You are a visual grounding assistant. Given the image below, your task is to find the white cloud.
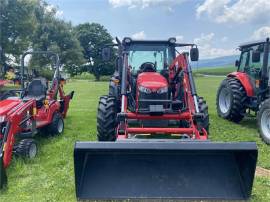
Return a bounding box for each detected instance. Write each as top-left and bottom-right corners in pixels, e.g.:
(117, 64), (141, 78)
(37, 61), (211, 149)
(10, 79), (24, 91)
(44, 4), (55, 13)
(251, 26), (270, 40)
(108, 0), (186, 10)
(194, 33), (237, 59)
(194, 33), (215, 47)
(196, 0), (229, 20)
(221, 36), (228, 42)
(197, 0), (270, 24)
(44, 4), (64, 18)
(131, 31), (146, 40)
(175, 35), (184, 42)
(56, 10), (64, 18)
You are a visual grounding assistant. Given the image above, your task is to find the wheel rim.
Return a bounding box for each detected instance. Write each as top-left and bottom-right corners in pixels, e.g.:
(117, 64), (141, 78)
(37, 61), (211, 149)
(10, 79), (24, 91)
(57, 119), (64, 133)
(29, 143), (37, 159)
(260, 109), (270, 139)
(219, 88), (232, 114)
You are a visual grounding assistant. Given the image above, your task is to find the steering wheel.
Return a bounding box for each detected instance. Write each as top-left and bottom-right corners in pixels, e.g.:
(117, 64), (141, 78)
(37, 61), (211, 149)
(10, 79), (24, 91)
(140, 62), (156, 72)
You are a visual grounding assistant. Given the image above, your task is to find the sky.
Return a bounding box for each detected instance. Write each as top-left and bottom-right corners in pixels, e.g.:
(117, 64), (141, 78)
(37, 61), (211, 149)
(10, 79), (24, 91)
(47, 0), (270, 59)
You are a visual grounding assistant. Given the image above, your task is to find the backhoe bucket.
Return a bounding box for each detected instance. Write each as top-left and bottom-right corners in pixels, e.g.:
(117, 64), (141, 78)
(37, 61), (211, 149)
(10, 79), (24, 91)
(74, 141), (257, 201)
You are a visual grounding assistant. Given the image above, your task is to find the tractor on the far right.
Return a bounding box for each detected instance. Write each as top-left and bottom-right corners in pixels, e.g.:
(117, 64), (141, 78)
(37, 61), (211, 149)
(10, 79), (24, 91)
(217, 38), (270, 144)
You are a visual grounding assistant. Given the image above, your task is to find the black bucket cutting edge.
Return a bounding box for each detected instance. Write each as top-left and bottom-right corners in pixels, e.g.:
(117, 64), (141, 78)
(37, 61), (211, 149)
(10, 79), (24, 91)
(74, 141), (257, 201)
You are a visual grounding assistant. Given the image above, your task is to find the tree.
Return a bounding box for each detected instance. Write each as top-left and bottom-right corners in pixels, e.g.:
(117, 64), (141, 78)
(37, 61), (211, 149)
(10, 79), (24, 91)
(30, 3), (85, 76)
(0, 0), (37, 65)
(0, 0), (85, 76)
(74, 23), (114, 80)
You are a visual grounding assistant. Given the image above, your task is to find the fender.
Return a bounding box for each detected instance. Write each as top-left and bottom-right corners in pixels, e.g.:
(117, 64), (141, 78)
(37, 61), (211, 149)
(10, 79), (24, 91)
(109, 79), (119, 98)
(228, 72), (255, 97)
(35, 101), (61, 127)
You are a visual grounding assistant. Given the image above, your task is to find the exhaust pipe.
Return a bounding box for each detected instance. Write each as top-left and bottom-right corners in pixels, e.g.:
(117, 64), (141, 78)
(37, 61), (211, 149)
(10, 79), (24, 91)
(74, 141), (257, 200)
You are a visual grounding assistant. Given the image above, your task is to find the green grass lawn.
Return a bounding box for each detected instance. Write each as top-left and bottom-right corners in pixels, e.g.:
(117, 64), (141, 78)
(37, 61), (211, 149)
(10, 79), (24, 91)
(0, 78), (270, 202)
(195, 66), (236, 75)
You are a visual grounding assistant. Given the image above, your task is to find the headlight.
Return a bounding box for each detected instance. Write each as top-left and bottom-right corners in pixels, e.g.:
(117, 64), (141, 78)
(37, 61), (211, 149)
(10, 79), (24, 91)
(157, 87), (168, 94)
(138, 86), (151, 94)
(0, 116), (5, 123)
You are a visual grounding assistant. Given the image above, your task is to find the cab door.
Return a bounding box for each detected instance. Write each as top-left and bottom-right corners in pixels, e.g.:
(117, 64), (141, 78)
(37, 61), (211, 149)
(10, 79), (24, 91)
(238, 46), (263, 95)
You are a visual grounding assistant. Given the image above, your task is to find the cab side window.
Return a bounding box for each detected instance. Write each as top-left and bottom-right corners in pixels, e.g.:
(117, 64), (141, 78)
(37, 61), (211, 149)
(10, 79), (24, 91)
(249, 50), (263, 69)
(238, 51), (249, 72)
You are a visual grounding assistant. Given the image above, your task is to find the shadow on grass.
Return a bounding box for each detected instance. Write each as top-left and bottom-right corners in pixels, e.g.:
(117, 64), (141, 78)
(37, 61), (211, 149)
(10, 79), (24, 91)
(240, 117), (258, 130)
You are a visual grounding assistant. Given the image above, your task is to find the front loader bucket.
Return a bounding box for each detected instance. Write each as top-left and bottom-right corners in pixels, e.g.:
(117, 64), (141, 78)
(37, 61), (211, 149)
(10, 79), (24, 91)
(74, 141), (257, 201)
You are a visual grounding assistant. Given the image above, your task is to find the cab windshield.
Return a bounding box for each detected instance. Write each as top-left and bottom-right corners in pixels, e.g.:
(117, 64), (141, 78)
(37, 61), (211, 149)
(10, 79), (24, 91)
(239, 43), (270, 79)
(127, 44), (174, 74)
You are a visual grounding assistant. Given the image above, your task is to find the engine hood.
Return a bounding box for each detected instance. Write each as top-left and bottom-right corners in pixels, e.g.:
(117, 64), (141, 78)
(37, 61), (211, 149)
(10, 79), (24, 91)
(137, 72), (168, 91)
(0, 98), (22, 116)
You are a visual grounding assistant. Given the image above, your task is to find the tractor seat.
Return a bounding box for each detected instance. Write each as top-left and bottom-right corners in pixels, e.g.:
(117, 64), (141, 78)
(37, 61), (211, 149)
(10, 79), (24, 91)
(23, 79), (47, 106)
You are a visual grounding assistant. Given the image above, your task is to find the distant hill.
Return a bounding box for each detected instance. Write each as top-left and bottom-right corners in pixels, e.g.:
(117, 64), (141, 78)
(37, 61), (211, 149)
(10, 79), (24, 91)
(191, 55), (238, 69)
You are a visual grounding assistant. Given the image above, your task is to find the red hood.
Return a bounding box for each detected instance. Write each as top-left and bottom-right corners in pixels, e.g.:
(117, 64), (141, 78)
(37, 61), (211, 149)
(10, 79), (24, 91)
(137, 72), (168, 91)
(0, 98), (22, 116)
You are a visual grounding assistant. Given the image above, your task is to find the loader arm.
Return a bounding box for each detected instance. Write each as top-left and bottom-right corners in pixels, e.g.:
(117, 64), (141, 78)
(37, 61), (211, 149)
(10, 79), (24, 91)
(0, 99), (36, 188)
(168, 54), (204, 139)
(3, 99), (36, 168)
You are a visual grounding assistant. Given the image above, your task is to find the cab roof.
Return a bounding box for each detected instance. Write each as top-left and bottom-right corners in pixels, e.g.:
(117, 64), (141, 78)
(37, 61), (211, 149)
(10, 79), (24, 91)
(122, 37), (195, 47)
(239, 38), (269, 49)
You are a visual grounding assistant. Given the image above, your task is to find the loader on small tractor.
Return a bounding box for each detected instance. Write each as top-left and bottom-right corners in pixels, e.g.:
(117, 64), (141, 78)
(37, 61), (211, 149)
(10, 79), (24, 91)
(74, 37), (258, 200)
(217, 38), (270, 144)
(0, 51), (74, 188)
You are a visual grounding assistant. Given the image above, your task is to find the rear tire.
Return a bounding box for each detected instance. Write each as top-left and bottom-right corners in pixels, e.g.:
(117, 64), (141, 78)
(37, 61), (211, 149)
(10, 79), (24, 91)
(216, 78), (247, 123)
(42, 112), (64, 136)
(97, 96), (117, 141)
(257, 99), (270, 144)
(197, 97), (209, 134)
(15, 139), (37, 159)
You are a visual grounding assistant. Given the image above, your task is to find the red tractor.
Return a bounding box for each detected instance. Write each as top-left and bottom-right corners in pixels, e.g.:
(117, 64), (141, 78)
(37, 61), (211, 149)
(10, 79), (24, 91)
(74, 38), (257, 200)
(217, 38), (270, 144)
(0, 51), (74, 188)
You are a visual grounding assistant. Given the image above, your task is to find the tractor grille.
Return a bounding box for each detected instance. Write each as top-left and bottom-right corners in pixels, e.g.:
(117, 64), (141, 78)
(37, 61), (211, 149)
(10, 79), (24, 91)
(138, 91), (168, 110)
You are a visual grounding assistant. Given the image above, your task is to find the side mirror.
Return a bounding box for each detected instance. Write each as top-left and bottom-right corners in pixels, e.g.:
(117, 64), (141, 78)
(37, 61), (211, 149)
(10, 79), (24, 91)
(190, 47), (199, 61)
(235, 60), (239, 67)
(101, 47), (112, 62)
(252, 50), (260, 63)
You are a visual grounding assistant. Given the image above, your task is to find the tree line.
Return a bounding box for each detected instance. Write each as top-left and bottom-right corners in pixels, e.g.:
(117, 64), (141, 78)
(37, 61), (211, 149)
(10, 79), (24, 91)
(0, 0), (114, 80)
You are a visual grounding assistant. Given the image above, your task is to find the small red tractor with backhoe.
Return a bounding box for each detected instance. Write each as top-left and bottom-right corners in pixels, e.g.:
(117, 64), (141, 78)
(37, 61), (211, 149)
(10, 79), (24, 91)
(217, 38), (270, 144)
(0, 51), (74, 188)
(74, 37), (258, 200)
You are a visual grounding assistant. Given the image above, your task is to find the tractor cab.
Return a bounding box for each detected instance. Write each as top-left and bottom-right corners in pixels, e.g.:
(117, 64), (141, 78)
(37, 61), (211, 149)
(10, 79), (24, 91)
(104, 37), (199, 115)
(125, 40), (175, 112)
(235, 39), (270, 93)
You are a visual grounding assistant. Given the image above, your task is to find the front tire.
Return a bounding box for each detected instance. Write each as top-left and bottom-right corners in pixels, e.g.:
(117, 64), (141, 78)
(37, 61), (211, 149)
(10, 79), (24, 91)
(15, 139), (37, 159)
(216, 78), (247, 123)
(197, 97), (209, 134)
(258, 99), (270, 144)
(97, 96), (117, 141)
